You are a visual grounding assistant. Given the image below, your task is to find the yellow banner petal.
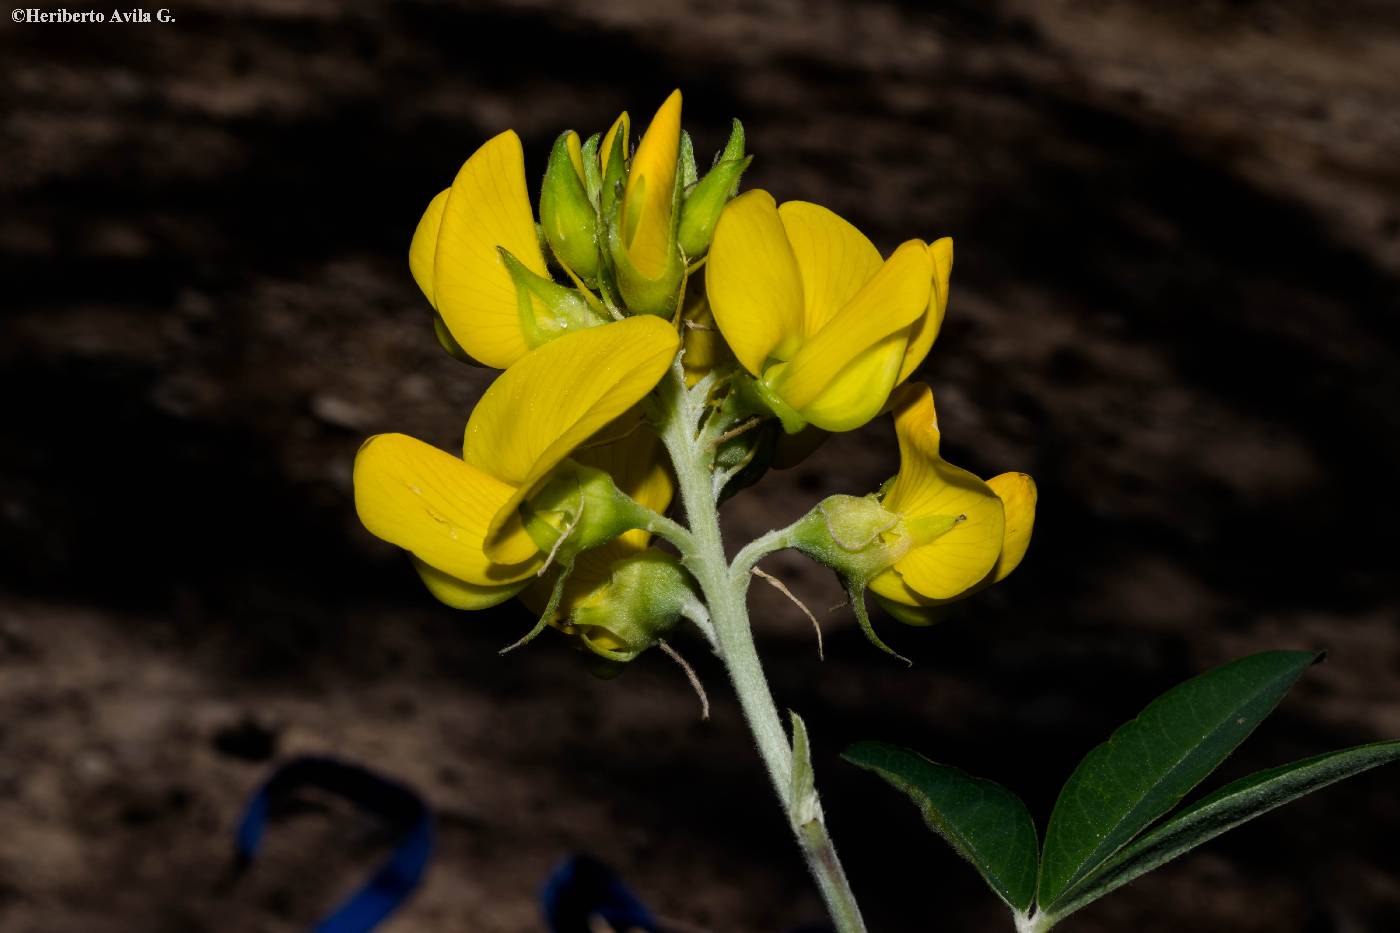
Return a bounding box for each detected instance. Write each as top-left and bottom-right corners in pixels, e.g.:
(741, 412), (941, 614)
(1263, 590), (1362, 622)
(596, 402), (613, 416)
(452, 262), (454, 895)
(771, 239), (932, 411)
(986, 471), (1037, 583)
(622, 90), (682, 279)
(706, 189), (805, 375)
(882, 384), (1005, 599)
(896, 236), (954, 385)
(434, 130), (550, 369)
(408, 188), (450, 309)
(354, 433), (543, 586)
(463, 317), (680, 548)
(777, 201), (883, 338)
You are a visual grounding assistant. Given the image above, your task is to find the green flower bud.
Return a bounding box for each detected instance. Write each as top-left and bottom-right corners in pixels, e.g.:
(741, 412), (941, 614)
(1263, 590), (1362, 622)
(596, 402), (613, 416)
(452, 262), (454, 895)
(679, 130), (699, 190)
(539, 131), (601, 282)
(566, 549), (695, 663)
(605, 176), (685, 316)
(678, 120), (750, 259)
(579, 132), (604, 207)
(599, 125), (629, 220)
(499, 247), (606, 347)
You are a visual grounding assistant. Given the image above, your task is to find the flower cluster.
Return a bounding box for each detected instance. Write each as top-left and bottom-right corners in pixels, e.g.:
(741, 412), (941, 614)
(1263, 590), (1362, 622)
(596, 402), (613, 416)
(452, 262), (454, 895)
(354, 90), (1037, 663)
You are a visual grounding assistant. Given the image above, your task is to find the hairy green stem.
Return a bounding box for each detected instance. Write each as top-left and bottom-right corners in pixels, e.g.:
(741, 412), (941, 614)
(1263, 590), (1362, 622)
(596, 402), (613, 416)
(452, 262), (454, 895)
(654, 364), (868, 933)
(1015, 911), (1056, 933)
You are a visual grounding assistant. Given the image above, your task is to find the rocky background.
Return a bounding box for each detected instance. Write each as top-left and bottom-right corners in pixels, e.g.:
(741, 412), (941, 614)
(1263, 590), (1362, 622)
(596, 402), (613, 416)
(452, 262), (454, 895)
(3, 0), (1399, 930)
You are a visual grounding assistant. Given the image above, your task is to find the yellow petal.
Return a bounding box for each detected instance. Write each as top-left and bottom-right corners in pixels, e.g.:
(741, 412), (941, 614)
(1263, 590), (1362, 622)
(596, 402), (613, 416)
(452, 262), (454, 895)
(770, 240), (932, 412)
(354, 433), (543, 586)
(986, 472), (1036, 583)
(867, 572), (944, 625)
(600, 111), (630, 177)
(463, 317), (681, 550)
(434, 130), (550, 369)
(868, 568), (924, 606)
(622, 90), (682, 279)
(575, 420), (673, 512)
(565, 130), (585, 181)
(777, 201), (883, 338)
(706, 189), (805, 374)
(408, 188), (450, 309)
(413, 558), (526, 610)
(796, 328), (907, 432)
(882, 384), (1005, 600)
(896, 236), (953, 385)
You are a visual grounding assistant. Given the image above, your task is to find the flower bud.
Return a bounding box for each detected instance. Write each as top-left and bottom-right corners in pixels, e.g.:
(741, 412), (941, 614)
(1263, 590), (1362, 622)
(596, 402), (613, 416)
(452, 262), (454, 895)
(499, 247), (606, 347)
(607, 203), (686, 316)
(598, 116), (629, 220)
(539, 131), (601, 282)
(607, 91), (686, 316)
(566, 549), (695, 663)
(678, 120), (750, 259)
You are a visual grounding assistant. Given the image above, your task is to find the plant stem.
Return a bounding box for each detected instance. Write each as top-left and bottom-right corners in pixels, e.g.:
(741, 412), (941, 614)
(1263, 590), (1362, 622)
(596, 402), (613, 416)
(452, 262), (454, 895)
(655, 365), (868, 933)
(1014, 911), (1055, 933)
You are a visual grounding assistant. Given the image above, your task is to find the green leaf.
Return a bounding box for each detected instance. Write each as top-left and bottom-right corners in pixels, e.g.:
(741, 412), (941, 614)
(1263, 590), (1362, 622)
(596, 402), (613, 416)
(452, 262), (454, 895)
(843, 741), (1038, 911)
(1037, 650), (1321, 910)
(1046, 739), (1400, 921)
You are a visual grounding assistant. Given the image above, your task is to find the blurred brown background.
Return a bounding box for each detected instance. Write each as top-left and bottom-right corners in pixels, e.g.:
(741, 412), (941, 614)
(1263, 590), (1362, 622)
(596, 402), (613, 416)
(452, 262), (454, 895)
(3, 0), (1400, 930)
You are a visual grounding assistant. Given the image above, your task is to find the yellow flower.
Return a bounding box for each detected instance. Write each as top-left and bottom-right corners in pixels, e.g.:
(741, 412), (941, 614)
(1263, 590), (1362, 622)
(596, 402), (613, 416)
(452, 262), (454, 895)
(409, 130), (609, 370)
(706, 190), (954, 433)
(866, 383), (1036, 621)
(620, 90), (681, 279)
(608, 90), (687, 315)
(353, 317), (680, 608)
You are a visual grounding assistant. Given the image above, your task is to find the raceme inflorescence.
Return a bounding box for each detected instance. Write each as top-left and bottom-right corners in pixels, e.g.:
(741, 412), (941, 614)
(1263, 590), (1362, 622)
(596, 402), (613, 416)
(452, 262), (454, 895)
(350, 91), (1398, 932)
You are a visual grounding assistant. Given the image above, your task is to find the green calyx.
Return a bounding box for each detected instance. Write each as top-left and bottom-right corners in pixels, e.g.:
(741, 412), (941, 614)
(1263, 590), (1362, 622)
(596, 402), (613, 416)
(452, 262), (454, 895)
(792, 494), (905, 579)
(791, 494), (915, 662)
(567, 549), (695, 663)
(599, 126), (628, 220)
(603, 145), (686, 317)
(500, 247), (606, 347)
(539, 131), (602, 282)
(732, 372), (808, 434)
(679, 120), (750, 259)
(519, 462), (654, 561)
